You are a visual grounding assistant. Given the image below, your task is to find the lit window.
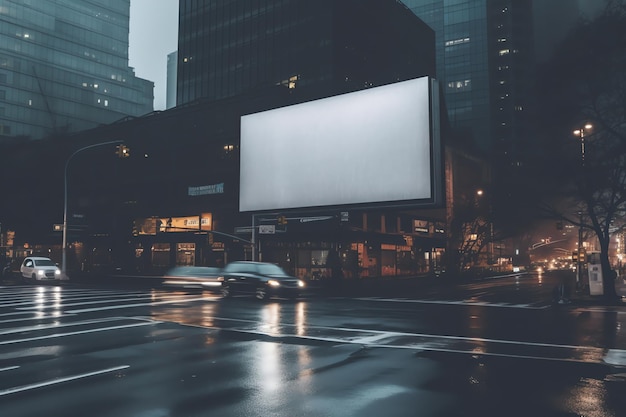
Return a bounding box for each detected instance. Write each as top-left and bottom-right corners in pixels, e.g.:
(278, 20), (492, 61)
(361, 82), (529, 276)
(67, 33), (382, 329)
(499, 49), (510, 56)
(445, 37), (470, 47)
(497, 38), (507, 43)
(104, 99), (108, 106)
(447, 79), (471, 92)
(277, 75), (299, 89)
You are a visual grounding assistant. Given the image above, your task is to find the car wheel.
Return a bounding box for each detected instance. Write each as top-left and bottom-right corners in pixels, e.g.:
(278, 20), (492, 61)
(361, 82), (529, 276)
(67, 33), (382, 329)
(221, 284), (232, 298)
(255, 286), (269, 300)
(31, 273), (37, 282)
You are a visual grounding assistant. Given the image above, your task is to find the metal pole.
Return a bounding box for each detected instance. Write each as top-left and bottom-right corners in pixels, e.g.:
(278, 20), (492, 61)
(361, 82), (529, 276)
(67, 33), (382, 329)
(577, 210), (583, 290)
(251, 214), (256, 261)
(62, 140), (122, 279)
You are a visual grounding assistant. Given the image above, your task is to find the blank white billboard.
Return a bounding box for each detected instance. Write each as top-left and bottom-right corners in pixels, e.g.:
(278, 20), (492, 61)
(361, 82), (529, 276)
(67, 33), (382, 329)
(239, 76), (441, 212)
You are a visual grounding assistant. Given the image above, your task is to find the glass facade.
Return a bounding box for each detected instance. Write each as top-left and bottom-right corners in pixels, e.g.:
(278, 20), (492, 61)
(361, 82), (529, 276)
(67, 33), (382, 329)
(177, 0), (436, 106)
(402, 0), (494, 153)
(402, 0), (581, 163)
(0, 0), (153, 140)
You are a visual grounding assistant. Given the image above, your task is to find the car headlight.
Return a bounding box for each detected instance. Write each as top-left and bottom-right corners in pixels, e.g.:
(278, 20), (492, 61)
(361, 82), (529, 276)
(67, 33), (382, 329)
(37, 270), (45, 277)
(298, 280), (305, 288)
(267, 279), (281, 287)
(55, 269), (61, 276)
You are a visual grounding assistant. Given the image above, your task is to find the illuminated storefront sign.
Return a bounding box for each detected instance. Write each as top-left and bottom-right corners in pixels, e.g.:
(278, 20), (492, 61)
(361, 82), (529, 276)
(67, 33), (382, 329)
(133, 213), (212, 235)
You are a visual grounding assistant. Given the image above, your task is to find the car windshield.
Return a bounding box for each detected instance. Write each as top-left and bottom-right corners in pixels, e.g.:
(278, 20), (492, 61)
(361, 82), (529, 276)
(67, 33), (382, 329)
(257, 263), (287, 276)
(34, 259), (56, 266)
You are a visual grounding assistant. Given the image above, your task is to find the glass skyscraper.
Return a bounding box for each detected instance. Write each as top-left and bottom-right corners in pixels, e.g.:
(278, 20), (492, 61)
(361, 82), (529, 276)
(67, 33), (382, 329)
(401, 0), (580, 163)
(0, 0), (153, 141)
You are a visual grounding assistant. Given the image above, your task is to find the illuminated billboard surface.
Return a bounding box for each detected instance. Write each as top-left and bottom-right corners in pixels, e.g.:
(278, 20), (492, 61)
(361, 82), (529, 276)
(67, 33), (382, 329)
(240, 76), (439, 212)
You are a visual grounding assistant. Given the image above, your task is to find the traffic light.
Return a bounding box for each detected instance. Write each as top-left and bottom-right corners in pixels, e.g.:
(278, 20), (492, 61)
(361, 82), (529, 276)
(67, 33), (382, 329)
(116, 144), (130, 158)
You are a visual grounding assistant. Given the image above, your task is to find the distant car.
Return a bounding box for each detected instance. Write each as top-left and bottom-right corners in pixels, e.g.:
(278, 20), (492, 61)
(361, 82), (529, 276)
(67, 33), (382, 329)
(162, 266), (223, 290)
(20, 256), (62, 282)
(220, 261), (305, 300)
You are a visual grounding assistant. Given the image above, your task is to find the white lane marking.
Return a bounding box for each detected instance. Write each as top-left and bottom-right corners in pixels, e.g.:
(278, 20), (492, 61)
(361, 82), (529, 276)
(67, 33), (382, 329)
(0, 365), (129, 396)
(353, 297), (549, 309)
(0, 321), (158, 345)
(177, 316), (626, 366)
(14, 293), (192, 310)
(0, 313), (77, 324)
(222, 326), (626, 366)
(0, 317), (144, 336)
(65, 296), (219, 313)
(0, 366), (19, 372)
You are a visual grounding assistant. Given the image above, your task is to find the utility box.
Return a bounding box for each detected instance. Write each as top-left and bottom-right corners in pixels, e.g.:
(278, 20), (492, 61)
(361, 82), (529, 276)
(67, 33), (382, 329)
(587, 252), (603, 296)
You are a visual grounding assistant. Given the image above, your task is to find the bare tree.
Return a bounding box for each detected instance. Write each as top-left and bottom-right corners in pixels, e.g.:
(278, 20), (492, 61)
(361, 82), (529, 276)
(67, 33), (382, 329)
(534, 0), (626, 299)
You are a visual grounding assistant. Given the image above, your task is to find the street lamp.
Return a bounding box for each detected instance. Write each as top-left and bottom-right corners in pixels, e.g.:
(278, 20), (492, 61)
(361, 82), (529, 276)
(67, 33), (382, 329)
(62, 140), (122, 279)
(573, 123), (592, 166)
(572, 123), (592, 290)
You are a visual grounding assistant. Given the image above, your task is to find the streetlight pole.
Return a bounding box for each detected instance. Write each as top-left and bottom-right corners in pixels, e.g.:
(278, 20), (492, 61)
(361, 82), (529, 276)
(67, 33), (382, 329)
(62, 140), (122, 279)
(572, 123), (592, 290)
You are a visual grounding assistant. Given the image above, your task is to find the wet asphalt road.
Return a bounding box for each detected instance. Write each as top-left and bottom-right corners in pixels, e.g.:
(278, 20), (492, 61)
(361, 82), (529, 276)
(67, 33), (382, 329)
(1, 272), (626, 417)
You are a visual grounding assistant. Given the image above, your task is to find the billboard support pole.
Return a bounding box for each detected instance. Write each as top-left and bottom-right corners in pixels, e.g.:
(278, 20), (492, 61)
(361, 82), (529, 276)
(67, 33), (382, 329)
(251, 214), (256, 261)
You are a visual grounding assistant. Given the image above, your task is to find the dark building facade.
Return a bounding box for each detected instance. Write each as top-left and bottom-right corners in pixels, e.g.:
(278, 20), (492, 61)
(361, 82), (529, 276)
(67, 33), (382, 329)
(0, 90), (449, 280)
(176, 0), (435, 106)
(0, 0), (154, 141)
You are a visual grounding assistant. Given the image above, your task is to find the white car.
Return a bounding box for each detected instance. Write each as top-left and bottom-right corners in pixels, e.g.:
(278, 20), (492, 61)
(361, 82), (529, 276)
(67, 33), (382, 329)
(20, 256), (62, 281)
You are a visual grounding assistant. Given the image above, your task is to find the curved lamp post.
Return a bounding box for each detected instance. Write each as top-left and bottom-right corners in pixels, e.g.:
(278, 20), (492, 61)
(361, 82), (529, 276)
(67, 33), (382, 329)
(62, 140), (122, 279)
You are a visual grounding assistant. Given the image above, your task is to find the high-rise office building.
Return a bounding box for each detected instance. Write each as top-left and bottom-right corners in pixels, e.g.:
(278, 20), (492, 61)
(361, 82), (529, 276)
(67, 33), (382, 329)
(166, 51), (177, 109)
(0, 0), (154, 141)
(176, 0), (436, 107)
(401, 0), (580, 162)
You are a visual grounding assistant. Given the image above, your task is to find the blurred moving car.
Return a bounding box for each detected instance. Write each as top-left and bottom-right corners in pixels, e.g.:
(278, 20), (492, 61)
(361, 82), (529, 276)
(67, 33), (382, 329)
(20, 256), (62, 282)
(163, 266), (223, 290)
(220, 261), (305, 300)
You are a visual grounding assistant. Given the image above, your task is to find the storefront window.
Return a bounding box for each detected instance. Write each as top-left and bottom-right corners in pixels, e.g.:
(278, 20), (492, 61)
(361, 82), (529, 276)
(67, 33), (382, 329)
(152, 243), (170, 268)
(176, 243), (195, 266)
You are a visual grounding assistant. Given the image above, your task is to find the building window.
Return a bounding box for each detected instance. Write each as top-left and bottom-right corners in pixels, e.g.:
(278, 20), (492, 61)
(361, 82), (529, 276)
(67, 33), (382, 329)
(447, 79), (471, 92)
(445, 37), (470, 47)
(499, 49), (510, 56)
(278, 75), (299, 89)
